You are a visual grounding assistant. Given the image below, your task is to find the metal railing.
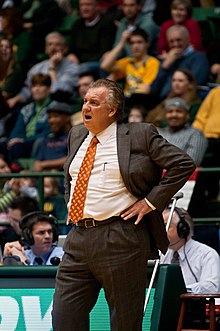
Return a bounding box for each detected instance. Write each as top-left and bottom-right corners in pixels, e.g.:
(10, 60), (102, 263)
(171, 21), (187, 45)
(0, 167), (220, 224)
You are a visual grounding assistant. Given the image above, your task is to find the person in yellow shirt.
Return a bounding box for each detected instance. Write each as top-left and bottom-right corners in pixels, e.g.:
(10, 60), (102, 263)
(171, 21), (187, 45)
(188, 86), (220, 217)
(101, 28), (160, 111)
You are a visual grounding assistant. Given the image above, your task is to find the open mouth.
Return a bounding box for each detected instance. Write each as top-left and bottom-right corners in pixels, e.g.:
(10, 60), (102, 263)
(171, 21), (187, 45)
(85, 115), (92, 120)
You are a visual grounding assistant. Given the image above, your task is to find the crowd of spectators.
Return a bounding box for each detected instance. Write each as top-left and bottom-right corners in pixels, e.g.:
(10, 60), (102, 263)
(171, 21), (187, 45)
(0, 0), (219, 271)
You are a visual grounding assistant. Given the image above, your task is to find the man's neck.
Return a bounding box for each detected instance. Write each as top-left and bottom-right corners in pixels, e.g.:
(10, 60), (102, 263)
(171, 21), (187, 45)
(136, 54), (149, 62)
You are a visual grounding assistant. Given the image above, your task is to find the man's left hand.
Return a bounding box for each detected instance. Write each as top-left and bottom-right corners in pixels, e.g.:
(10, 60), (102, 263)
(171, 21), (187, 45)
(121, 199), (152, 225)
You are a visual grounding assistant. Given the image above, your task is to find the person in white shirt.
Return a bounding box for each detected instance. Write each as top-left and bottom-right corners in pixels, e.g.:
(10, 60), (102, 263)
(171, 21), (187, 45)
(160, 207), (220, 294)
(3, 211), (64, 265)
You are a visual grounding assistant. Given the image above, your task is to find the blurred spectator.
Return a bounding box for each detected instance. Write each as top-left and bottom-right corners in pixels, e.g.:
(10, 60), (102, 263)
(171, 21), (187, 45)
(0, 196), (39, 251)
(141, 0), (156, 16)
(113, 0), (159, 56)
(101, 28), (160, 109)
(68, 0), (116, 75)
(151, 25), (210, 100)
(158, 97), (207, 166)
(160, 207), (220, 294)
(127, 104), (147, 122)
(33, 101), (72, 172)
(78, 72), (99, 99)
(7, 31), (79, 109)
(6, 73), (52, 164)
(71, 71), (99, 125)
(158, 0), (204, 55)
(21, 0), (65, 55)
(0, 154), (20, 213)
(0, 7), (34, 73)
(18, 170), (38, 199)
(146, 68), (201, 127)
(188, 86), (220, 217)
(0, 154), (22, 231)
(43, 177), (67, 221)
(0, 37), (24, 100)
(3, 211), (64, 265)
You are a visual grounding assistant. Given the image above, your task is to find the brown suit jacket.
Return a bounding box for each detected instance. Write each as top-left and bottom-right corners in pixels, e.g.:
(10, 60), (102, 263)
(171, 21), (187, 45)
(63, 122), (196, 254)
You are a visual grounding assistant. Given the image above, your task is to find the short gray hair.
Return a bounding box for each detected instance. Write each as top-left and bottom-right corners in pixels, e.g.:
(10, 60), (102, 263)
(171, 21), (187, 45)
(89, 79), (125, 122)
(166, 24), (190, 40)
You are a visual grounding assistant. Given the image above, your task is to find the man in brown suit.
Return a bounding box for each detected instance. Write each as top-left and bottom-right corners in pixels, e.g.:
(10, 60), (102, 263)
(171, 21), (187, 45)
(52, 79), (195, 331)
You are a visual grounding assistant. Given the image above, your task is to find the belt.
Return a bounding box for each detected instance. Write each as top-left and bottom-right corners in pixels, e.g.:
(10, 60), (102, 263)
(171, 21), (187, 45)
(76, 216), (121, 228)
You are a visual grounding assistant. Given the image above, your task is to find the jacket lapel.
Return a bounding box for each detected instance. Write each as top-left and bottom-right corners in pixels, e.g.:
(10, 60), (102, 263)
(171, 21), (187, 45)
(117, 123), (132, 193)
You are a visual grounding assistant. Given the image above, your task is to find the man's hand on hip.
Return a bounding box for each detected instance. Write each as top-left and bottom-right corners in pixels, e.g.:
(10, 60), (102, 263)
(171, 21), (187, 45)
(121, 199), (152, 225)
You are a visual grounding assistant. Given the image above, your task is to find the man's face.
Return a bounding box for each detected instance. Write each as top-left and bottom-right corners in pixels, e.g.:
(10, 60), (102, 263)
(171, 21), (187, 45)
(45, 36), (66, 58)
(129, 35), (148, 58)
(122, 0), (140, 20)
(8, 209), (22, 235)
(79, 0), (99, 21)
(165, 106), (189, 130)
(167, 30), (189, 52)
(82, 86), (116, 134)
(31, 84), (51, 101)
(78, 75), (94, 99)
(48, 112), (70, 133)
(31, 222), (53, 256)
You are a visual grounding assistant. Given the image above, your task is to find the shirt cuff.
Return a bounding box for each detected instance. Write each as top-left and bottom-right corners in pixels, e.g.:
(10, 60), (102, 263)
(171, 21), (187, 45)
(144, 198), (156, 210)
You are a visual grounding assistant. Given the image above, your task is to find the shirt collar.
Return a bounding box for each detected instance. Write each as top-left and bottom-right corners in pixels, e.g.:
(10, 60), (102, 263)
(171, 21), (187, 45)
(89, 121), (117, 146)
(177, 238), (193, 260)
(181, 45), (194, 57)
(26, 245), (55, 265)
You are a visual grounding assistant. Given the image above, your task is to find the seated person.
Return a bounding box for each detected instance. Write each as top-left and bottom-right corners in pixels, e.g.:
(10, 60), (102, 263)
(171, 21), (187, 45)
(157, 97), (208, 166)
(113, 0), (159, 57)
(101, 28), (160, 110)
(160, 207), (220, 294)
(146, 68), (201, 127)
(0, 37), (24, 101)
(0, 8), (34, 79)
(127, 104), (147, 122)
(0, 196), (39, 251)
(0, 154), (21, 217)
(188, 86), (220, 217)
(3, 211), (64, 265)
(151, 25), (210, 100)
(7, 31), (79, 110)
(33, 101), (72, 172)
(21, 0), (64, 55)
(68, 0), (116, 75)
(6, 73), (52, 163)
(158, 0), (204, 55)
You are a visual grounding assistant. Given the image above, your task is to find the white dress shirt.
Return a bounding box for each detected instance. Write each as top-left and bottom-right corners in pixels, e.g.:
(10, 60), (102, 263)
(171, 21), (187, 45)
(25, 245), (64, 265)
(160, 238), (220, 294)
(68, 122), (137, 220)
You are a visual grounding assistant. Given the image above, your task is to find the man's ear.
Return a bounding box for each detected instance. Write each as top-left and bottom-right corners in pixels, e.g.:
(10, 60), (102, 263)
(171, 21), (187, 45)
(108, 106), (117, 118)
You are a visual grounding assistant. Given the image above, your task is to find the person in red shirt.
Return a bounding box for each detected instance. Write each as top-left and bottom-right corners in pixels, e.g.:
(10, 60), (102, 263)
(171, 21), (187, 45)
(158, 0), (204, 55)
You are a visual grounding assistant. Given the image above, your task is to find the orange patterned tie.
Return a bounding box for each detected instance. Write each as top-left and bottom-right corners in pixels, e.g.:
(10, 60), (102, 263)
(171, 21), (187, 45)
(67, 136), (99, 224)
